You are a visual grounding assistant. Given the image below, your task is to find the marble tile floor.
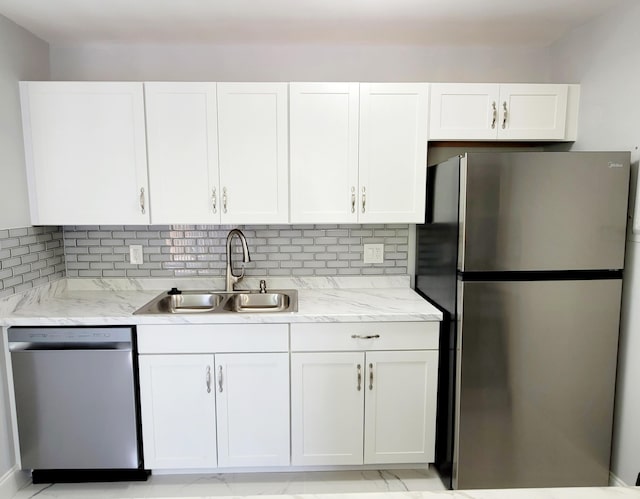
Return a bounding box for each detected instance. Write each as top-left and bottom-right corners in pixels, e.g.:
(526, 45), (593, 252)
(12, 468), (447, 499)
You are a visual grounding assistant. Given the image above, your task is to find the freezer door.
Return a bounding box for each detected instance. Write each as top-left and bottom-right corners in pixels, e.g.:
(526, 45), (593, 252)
(460, 152), (630, 271)
(453, 279), (621, 489)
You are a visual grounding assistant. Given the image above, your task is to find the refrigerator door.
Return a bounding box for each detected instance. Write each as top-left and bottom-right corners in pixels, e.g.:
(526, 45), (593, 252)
(416, 155), (461, 315)
(453, 278), (621, 489)
(460, 152), (630, 272)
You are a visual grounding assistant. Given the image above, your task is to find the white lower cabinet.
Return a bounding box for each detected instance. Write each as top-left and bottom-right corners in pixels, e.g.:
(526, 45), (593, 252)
(291, 352), (365, 465)
(138, 322), (438, 471)
(138, 354), (217, 469)
(290, 322), (439, 466)
(215, 353), (290, 467)
(363, 350), (438, 464)
(137, 324), (290, 470)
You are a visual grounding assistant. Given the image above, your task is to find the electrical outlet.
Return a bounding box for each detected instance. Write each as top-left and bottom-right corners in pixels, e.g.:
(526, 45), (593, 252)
(129, 245), (143, 265)
(363, 243), (384, 264)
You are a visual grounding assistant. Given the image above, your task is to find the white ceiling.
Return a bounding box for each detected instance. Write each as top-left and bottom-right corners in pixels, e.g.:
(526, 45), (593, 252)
(0, 0), (628, 46)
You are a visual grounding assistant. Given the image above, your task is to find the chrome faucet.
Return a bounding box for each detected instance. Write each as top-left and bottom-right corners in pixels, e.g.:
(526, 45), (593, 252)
(225, 229), (251, 292)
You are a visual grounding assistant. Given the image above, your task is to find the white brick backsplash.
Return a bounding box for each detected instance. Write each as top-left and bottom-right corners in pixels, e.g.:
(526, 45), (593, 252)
(63, 224), (410, 278)
(0, 226), (65, 298)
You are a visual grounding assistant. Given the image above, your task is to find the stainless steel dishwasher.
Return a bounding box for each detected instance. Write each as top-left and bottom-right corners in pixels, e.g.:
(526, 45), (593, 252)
(8, 326), (147, 483)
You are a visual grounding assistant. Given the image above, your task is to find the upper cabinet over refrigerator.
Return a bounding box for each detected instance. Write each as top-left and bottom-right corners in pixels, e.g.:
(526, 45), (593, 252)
(429, 83), (573, 141)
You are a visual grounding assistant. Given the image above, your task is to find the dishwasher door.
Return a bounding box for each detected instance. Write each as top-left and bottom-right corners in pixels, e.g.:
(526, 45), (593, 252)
(9, 327), (140, 470)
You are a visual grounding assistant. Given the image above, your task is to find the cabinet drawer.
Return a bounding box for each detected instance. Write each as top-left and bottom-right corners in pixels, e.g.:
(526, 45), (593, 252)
(290, 322), (438, 352)
(137, 324), (289, 353)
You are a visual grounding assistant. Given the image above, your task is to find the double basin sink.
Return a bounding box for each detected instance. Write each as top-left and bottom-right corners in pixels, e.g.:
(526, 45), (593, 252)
(134, 288), (298, 315)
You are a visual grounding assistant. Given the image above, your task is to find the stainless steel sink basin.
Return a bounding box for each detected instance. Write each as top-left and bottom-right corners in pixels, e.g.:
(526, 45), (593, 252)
(144, 291), (226, 314)
(134, 289), (298, 315)
(224, 292), (292, 313)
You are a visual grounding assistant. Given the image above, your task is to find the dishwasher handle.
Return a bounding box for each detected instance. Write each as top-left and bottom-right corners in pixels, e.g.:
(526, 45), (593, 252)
(9, 342), (132, 352)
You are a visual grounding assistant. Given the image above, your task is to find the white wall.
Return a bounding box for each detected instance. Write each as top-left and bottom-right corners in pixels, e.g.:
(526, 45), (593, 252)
(0, 13), (48, 484)
(551, 0), (640, 486)
(0, 15), (49, 230)
(50, 42), (552, 82)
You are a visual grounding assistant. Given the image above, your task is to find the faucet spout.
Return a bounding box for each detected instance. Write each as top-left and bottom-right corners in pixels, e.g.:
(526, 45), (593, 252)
(225, 229), (251, 292)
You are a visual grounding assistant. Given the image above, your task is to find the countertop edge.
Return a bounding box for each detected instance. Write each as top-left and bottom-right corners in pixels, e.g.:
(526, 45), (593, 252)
(1, 278), (443, 326)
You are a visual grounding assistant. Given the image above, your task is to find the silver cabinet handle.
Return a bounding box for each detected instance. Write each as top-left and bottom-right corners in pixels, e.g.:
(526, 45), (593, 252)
(491, 101), (497, 129)
(351, 186), (356, 213)
(139, 187), (146, 214)
(218, 365), (224, 392)
(502, 101), (508, 129)
(212, 188), (217, 214)
(357, 364), (362, 391)
(361, 186), (366, 213)
(351, 334), (380, 340)
(369, 363), (373, 390)
(223, 187), (228, 214)
(206, 366), (211, 393)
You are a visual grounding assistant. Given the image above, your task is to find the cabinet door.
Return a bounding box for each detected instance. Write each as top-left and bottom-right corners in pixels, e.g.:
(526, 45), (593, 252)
(138, 354), (217, 469)
(289, 83), (360, 223)
(215, 353), (290, 467)
(359, 83), (428, 223)
(291, 352), (364, 465)
(429, 83), (500, 140)
(217, 83), (288, 223)
(145, 83), (220, 224)
(497, 84), (568, 140)
(20, 82), (149, 225)
(364, 350), (438, 464)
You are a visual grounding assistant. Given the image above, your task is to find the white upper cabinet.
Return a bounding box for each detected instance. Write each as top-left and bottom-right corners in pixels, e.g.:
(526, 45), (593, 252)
(429, 83), (499, 140)
(497, 84), (568, 140)
(359, 83), (428, 223)
(290, 82), (428, 224)
(289, 83), (360, 223)
(20, 80), (579, 226)
(20, 82), (150, 225)
(144, 83), (219, 224)
(429, 83), (570, 141)
(217, 83), (289, 224)
(145, 82), (288, 224)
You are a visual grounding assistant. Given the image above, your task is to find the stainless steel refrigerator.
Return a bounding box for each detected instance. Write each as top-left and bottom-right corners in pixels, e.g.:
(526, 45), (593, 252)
(415, 151), (630, 489)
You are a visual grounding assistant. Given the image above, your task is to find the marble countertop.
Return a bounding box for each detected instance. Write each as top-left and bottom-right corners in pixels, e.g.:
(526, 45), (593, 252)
(0, 276), (443, 326)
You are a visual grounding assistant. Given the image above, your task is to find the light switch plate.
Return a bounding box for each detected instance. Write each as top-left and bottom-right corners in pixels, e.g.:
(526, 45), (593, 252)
(363, 243), (384, 264)
(129, 245), (143, 265)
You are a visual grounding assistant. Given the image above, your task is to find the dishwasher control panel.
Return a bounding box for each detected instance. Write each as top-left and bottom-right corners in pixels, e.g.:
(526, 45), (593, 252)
(8, 326), (133, 349)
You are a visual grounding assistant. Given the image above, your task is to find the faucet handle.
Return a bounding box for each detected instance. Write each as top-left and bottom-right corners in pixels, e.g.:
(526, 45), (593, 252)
(259, 280), (267, 293)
